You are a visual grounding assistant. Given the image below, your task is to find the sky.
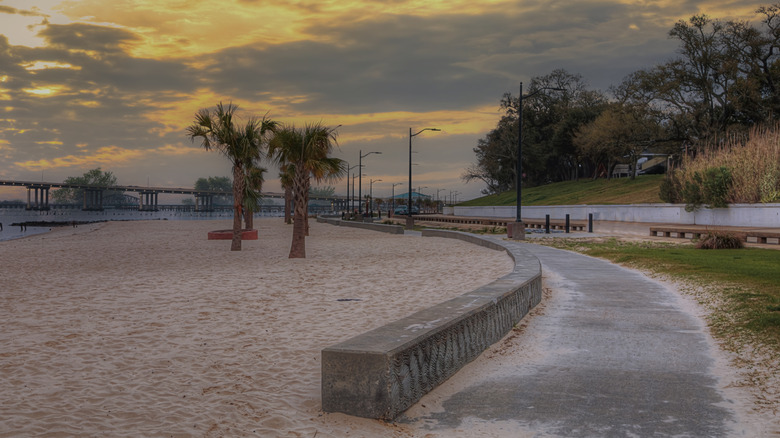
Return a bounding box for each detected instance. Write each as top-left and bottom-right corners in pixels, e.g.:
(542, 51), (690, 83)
(0, 0), (765, 202)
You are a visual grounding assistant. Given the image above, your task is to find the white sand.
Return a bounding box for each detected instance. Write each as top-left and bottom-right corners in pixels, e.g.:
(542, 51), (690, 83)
(0, 218), (514, 437)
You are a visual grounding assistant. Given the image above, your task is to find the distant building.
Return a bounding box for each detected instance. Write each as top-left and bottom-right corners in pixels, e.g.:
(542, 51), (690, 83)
(390, 191), (431, 201)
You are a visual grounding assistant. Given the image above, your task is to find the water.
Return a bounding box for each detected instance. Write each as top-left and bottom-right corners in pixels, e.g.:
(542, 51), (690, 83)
(0, 207), (287, 242)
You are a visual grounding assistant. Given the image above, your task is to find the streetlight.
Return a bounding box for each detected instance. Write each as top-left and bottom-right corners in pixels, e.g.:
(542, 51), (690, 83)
(417, 186), (428, 213)
(369, 178), (382, 216)
(514, 82), (565, 240)
(391, 182), (402, 216)
(408, 127), (440, 229)
(344, 162), (358, 214)
(351, 174), (359, 213)
(358, 150), (381, 214)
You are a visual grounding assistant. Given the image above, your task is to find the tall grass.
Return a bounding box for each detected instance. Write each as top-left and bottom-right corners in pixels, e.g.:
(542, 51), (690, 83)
(664, 124), (780, 206)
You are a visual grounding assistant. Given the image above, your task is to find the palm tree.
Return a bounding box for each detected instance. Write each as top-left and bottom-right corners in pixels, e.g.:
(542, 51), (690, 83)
(187, 102), (276, 251)
(243, 164), (267, 231)
(269, 123), (344, 258)
(279, 165), (295, 225)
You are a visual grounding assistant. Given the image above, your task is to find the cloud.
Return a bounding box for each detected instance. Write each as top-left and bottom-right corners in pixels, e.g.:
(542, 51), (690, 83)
(15, 145), (145, 170)
(0, 0), (770, 199)
(0, 5), (46, 17)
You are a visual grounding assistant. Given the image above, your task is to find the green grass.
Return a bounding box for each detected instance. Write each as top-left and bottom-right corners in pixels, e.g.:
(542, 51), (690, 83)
(460, 175), (664, 206)
(536, 238), (780, 347)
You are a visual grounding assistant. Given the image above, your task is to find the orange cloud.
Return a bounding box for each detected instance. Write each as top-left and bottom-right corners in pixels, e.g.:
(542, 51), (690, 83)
(15, 145), (145, 170)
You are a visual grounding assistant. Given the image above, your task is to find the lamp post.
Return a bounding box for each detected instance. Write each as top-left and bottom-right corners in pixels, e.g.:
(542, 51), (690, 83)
(358, 150), (381, 215)
(391, 182), (402, 216)
(351, 174), (358, 213)
(408, 127), (440, 229)
(417, 186), (427, 213)
(514, 82), (564, 240)
(345, 163), (358, 214)
(369, 178), (382, 216)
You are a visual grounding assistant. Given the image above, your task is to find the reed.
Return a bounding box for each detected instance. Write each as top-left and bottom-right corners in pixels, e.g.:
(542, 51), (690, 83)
(662, 124), (780, 207)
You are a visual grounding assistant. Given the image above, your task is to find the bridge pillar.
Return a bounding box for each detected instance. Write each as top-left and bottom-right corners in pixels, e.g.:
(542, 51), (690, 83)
(194, 193), (214, 212)
(82, 189), (104, 211)
(138, 191), (158, 211)
(25, 185), (51, 210)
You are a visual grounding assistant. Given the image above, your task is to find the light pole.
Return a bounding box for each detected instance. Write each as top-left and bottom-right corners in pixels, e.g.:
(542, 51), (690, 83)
(417, 186), (427, 213)
(345, 163), (358, 214)
(436, 188), (445, 213)
(358, 150), (381, 215)
(351, 174), (358, 213)
(391, 182), (402, 216)
(514, 82), (564, 240)
(408, 127), (440, 229)
(369, 178), (382, 216)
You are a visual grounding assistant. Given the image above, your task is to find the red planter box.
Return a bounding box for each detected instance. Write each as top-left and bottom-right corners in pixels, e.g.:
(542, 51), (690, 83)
(207, 229), (258, 240)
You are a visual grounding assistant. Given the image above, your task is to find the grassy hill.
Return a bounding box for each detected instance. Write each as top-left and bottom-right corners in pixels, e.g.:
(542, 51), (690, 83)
(460, 175), (664, 206)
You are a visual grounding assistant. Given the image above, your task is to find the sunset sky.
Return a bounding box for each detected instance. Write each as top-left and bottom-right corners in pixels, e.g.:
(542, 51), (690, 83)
(0, 0), (764, 202)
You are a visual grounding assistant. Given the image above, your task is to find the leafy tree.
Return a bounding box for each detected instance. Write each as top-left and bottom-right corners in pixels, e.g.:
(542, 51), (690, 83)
(269, 123), (344, 258)
(51, 168), (122, 205)
(194, 176), (232, 205)
(187, 102), (276, 251)
(463, 69), (606, 194)
(620, 7), (780, 146)
(574, 103), (660, 179)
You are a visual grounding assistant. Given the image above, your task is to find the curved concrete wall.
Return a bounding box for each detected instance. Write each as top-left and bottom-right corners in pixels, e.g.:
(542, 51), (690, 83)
(454, 203), (780, 227)
(321, 229), (542, 420)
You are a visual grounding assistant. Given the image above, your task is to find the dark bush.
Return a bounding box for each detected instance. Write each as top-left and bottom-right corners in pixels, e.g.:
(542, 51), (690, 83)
(696, 231), (744, 249)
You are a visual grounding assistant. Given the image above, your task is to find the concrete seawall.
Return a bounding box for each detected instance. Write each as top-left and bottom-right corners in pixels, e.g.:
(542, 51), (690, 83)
(321, 228), (542, 420)
(453, 203), (780, 228)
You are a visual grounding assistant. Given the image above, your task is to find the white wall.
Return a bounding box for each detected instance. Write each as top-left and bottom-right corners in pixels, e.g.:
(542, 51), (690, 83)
(453, 204), (780, 228)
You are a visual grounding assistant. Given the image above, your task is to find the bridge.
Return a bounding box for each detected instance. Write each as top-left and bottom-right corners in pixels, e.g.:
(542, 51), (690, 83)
(0, 180), (348, 212)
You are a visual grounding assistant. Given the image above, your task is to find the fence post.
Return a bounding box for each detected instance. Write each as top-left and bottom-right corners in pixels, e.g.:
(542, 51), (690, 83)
(545, 214), (550, 234)
(588, 213), (593, 233)
(565, 214), (570, 233)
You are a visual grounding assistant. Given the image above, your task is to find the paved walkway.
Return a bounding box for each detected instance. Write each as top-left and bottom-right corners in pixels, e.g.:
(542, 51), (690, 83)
(401, 238), (756, 437)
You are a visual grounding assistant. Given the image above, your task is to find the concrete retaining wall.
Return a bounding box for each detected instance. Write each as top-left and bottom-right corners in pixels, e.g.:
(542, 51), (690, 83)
(454, 203), (780, 227)
(316, 216), (404, 234)
(321, 230), (542, 420)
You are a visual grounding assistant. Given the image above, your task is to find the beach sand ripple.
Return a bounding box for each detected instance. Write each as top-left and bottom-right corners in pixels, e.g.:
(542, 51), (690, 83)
(0, 219), (513, 437)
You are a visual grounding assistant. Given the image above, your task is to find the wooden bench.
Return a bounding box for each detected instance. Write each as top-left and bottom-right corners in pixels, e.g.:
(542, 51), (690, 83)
(648, 226), (780, 244)
(746, 229), (780, 245)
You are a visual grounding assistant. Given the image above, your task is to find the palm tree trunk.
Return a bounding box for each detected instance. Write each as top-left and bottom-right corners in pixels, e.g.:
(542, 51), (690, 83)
(284, 187), (292, 224)
(289, 171), (308, 258)
(244, 206), (254, 230)
(304, 189), (310, 236)
(231, 164), (245, 251)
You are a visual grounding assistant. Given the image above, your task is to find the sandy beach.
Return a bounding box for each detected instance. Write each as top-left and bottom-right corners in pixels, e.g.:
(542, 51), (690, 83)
(0, 218), (514, 437)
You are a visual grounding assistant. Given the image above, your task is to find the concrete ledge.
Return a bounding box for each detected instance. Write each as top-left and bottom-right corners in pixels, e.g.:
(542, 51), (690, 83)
(316, 216), (404, 234)
(321, 230), (541, 420)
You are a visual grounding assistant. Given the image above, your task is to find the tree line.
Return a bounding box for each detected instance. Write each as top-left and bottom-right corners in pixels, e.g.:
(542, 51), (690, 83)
(464, 5), (780, 195)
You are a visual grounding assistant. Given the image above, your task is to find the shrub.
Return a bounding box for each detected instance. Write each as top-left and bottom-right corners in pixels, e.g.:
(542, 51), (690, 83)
(659, 172), (682, 203)
(681, 167), (731, 212)
(696, 231), (744, 249)
(662, 124), (780, 207)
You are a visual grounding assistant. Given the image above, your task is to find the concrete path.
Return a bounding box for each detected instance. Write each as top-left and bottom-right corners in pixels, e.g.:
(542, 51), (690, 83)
(401, 239), (755, 437)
